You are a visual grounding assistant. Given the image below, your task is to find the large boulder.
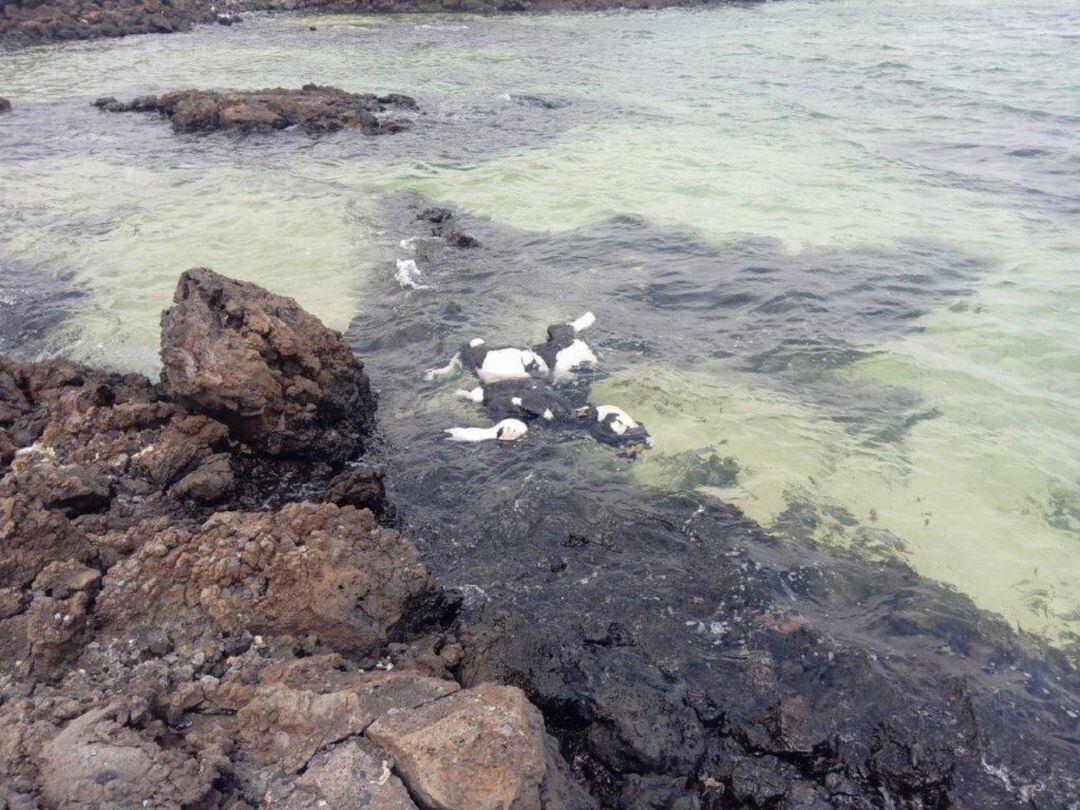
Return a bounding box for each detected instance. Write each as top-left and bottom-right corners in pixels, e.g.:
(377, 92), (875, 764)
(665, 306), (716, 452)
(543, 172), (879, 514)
(97, 502), (448, 656)
(234, 664), (460, 772)
(38, 705), (219, 809)
(367, 682), (594, 810)
(160, 267), (376, 462)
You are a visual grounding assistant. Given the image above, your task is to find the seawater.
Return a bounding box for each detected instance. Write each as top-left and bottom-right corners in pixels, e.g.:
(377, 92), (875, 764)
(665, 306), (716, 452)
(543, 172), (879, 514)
(1, 0), (1077, 647)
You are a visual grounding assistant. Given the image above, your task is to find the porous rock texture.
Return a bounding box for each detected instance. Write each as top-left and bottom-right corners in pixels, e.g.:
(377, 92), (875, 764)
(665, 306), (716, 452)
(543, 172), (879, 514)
(160, 267), (376, 461)
(95, 85), (418, 135)
(0, 269), (588, 810)
(367, 682), (583, 810)
(0, 0), (217, 46)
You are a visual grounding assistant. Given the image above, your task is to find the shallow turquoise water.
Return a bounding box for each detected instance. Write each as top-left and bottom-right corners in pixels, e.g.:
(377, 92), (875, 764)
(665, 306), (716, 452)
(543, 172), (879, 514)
(0, 0), (1077, 645)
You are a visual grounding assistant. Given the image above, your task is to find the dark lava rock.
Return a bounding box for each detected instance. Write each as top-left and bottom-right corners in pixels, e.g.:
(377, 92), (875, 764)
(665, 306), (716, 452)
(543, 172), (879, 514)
(433, 479), (1080, 808)
(160, 267), (376, 462)
(511, 93), (570, 110)
(417, 206), (480, 248)
(0, 98), (10, 114)
(93, 84), (417, 134)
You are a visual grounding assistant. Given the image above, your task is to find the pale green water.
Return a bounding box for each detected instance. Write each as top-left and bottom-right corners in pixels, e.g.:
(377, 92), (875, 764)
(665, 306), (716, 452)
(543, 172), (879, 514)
(1, 0), (1078, 645)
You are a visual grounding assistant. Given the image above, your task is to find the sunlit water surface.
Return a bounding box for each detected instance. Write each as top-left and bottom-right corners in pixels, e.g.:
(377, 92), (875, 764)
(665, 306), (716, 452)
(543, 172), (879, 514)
(1, 0), (1078, 648)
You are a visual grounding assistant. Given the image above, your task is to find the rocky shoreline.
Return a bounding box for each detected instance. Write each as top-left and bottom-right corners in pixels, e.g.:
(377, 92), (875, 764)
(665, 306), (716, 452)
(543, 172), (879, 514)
(0, 0), (751, 48)
(0, 268), (592, 809)
(2, 266), (1078, 808)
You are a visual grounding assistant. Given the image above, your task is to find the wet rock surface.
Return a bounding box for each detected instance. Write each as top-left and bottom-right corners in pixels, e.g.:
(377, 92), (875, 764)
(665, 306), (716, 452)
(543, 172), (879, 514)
(344, 211), (1080, 804)
(417, 206), (481, 249)
(0, 269), (583, 810)
(94, 85), (417, 134)
(424, 482), (1080, 808)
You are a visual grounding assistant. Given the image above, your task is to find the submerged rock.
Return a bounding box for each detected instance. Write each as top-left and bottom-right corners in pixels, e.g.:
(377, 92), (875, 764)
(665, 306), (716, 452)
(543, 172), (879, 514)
(0, 98), (10, 114)
(94, 85), (417, 135)
(417, 205), (480, 248)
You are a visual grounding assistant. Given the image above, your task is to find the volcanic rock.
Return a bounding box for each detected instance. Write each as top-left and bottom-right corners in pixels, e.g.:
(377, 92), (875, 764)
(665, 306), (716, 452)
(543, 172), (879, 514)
(0, 268), (586, 809)
(282, 740), (418, 809)
(0, 0), (216, 47)
(367, 681), (593, 810)
(94, 84), (417, 134)
(417, 205), (480, 248)
(97, 502), (446, 656)
(160, 267), (375, 461)
(38, 704), (218, 808)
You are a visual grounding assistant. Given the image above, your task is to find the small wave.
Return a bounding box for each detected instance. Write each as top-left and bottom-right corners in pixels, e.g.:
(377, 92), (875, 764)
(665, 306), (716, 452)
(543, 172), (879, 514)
(394, 258), (432, 290)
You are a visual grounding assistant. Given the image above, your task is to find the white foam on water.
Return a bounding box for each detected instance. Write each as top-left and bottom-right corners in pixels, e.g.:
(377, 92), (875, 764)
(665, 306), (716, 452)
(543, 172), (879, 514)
(394, 258), (432, 290)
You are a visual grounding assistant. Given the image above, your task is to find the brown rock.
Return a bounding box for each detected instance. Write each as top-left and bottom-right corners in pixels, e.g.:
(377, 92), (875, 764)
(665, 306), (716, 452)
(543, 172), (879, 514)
(25, 583), (93, 678)
(96, 85), (417, 135)
(169, 451), (234, 504)
(22, 565), (101, 678)
(284, 740), (418, 809)
(235, 668), (459, 771)
(97, 502), (447, 655)
(32, 559), (100, 599)
(0, 493), (90, 589)
(160, 267), (376, 462)
(4, 457), (112, 517)
(366, 683), (551, 810)
(39, 705), (218, 808)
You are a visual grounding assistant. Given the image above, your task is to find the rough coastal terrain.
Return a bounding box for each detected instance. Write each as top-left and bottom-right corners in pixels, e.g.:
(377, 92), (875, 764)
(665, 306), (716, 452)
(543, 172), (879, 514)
(0, 268), (590, 809)
(2, 266), (1078, 809)
(0, 0), (748, 47)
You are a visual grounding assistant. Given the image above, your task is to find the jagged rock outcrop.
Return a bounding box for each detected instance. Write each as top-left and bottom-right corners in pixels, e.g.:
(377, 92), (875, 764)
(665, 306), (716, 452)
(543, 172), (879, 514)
(0, 268), (588, 809)
(160, 267), (376, 461)
(94, 85), (417, 135)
